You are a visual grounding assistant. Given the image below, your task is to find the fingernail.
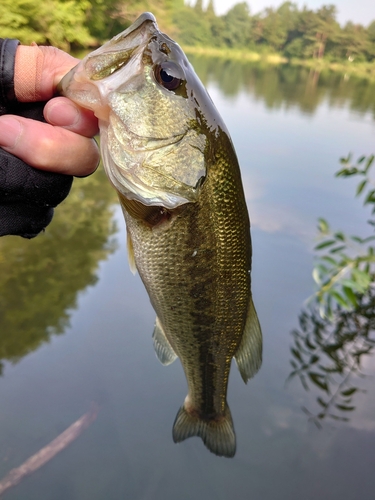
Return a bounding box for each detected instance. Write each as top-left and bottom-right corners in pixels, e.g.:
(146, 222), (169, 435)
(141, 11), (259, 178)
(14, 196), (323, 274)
(45, 100), (79, 127)
(0, 117), (22, 148)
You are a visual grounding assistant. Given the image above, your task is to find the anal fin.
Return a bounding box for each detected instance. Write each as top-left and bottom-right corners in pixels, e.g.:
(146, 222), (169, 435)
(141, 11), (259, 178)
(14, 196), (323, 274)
(152, 317), (178, 366)
(234, 296), (262, 383)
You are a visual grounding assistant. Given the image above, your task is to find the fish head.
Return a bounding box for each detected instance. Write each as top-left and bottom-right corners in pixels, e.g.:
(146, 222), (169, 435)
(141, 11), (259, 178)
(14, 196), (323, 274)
(60, 13), (228, 209)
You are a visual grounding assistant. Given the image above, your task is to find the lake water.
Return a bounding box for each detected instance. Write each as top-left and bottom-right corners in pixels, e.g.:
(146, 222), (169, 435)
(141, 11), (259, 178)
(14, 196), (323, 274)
(1, 60), (375, 499)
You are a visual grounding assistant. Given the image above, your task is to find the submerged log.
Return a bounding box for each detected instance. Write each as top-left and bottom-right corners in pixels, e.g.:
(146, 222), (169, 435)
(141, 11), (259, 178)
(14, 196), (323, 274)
(0, 404), (99, 497)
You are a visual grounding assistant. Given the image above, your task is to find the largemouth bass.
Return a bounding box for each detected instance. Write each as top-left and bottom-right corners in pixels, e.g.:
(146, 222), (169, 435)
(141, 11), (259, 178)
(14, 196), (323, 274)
(60, 12), (262, 458)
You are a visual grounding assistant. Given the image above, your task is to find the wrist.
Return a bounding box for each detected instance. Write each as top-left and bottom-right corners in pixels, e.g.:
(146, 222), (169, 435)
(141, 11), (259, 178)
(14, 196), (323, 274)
(0, 38), (20, 114)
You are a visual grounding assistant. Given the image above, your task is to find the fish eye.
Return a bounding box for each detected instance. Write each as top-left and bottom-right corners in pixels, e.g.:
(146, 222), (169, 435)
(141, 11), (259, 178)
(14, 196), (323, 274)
(154, 62), (184, 91)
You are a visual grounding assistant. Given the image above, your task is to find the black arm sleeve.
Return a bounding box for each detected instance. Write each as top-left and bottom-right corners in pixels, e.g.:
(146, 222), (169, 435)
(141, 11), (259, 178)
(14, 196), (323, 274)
(0, 38), (73, 238)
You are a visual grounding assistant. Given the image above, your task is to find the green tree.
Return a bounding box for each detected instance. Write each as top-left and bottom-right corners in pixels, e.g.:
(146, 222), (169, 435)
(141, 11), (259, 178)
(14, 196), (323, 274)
(299, 5), (339, 59)
(85, 0), (129, 42)
(367, 21), (375, 60)
(222, 2), (252, 48)
(258, 7), (288, 50)
(340, 22), (371, 62)
(0, 0), (94, 50)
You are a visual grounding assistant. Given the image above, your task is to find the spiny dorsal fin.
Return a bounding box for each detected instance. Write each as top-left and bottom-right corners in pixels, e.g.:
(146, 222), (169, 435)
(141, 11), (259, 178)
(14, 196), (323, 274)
(234, 296), (262, 383)
(152, 317), (178, 366)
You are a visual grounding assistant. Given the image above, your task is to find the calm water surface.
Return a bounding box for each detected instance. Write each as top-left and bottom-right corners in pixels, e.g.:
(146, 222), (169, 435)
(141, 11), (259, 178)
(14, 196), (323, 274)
(1, 61), (375, 499)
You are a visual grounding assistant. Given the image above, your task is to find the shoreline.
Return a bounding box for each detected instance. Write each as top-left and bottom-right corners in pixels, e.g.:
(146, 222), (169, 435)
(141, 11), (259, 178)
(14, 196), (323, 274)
(182, 45), (375, 80)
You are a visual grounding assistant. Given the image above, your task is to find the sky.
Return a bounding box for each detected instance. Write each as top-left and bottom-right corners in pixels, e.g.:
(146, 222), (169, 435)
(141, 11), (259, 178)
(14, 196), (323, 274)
(207, 0), (375, 26)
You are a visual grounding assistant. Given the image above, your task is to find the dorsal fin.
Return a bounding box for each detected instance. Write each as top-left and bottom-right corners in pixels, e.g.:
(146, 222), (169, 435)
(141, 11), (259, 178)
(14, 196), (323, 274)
(234, 296), (262, 383)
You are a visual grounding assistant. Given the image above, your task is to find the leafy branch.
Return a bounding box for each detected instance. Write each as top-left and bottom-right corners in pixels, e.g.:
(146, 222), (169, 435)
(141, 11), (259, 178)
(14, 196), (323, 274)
(311, 154), (375, 318)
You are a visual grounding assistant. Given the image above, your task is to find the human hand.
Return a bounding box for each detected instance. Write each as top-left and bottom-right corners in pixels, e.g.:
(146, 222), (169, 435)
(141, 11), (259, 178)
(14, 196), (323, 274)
(0, 46), (99, 177)
(0, 42), (100, 238)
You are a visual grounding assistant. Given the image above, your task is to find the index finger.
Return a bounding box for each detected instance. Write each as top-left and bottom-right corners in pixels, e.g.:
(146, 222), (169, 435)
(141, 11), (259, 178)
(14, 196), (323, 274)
(15, 45), (79, 102)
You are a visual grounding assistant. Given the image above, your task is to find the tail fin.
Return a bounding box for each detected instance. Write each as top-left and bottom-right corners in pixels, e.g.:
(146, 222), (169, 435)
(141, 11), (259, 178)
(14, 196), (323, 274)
(172, 403), (236, 458)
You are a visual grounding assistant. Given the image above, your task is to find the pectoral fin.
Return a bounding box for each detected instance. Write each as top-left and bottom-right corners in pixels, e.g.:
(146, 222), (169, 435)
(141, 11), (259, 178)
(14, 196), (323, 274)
(152, 317), (178, 366)
(126, 228), (137, 275)
(234, 296), (262, 383)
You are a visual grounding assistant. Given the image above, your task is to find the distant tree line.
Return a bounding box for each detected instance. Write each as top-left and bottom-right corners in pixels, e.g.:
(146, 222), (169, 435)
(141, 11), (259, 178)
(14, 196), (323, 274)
(178, 1), (375, 62)
(1, 0), (374, 62)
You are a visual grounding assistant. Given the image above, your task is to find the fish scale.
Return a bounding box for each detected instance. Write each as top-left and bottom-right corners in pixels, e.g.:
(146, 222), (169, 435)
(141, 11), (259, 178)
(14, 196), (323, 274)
(123, 129), (250, 430)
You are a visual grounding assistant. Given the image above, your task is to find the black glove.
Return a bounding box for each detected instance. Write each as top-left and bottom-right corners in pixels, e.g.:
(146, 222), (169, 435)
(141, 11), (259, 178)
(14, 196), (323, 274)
(0, 38), (73, 238)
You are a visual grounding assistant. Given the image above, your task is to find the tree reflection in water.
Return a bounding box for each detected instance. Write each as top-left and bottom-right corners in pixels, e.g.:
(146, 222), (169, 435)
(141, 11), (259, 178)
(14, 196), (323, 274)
(0, 166), (118, 374)
(188, 55), (375, 118)
(289, 291), (375, 427)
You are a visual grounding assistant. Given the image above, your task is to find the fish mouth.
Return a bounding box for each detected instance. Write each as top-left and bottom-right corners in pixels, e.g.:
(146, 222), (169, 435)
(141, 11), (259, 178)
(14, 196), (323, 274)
(58, 13), (159, 107)
(112, 12), (157, 41)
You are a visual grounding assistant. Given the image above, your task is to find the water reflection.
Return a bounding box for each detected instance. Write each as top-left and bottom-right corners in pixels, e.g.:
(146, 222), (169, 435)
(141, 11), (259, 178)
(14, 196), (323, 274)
(289, 291), (375, 427)
(0, 167), (117, 374)
(189, 56), (375, 117)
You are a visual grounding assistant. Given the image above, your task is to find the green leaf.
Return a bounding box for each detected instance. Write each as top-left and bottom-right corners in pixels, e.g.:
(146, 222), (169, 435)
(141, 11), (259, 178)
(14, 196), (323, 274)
(351, 236), (364, 243)
(334, 231), (345, 241)
(364, 155), (374, 173)
(356, 179), (367, 196)
(312, 268), (321, 284)
(330, 290), (351, 309)
(342, 286), (358, 307)
(339, 153), (351, 165)
(316, 264), (329, 274)
(364, 189), (375, 205)
(321, 256), (338, 266)
(315, 239), (337, 250)
(358, 155), (366, 164)
(351, 268), (371, 289)
(336, 167), (358, 177)
(330, 245), (347, 254)
(341, 279), (368, 293)
(317, 218), (329, 234)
